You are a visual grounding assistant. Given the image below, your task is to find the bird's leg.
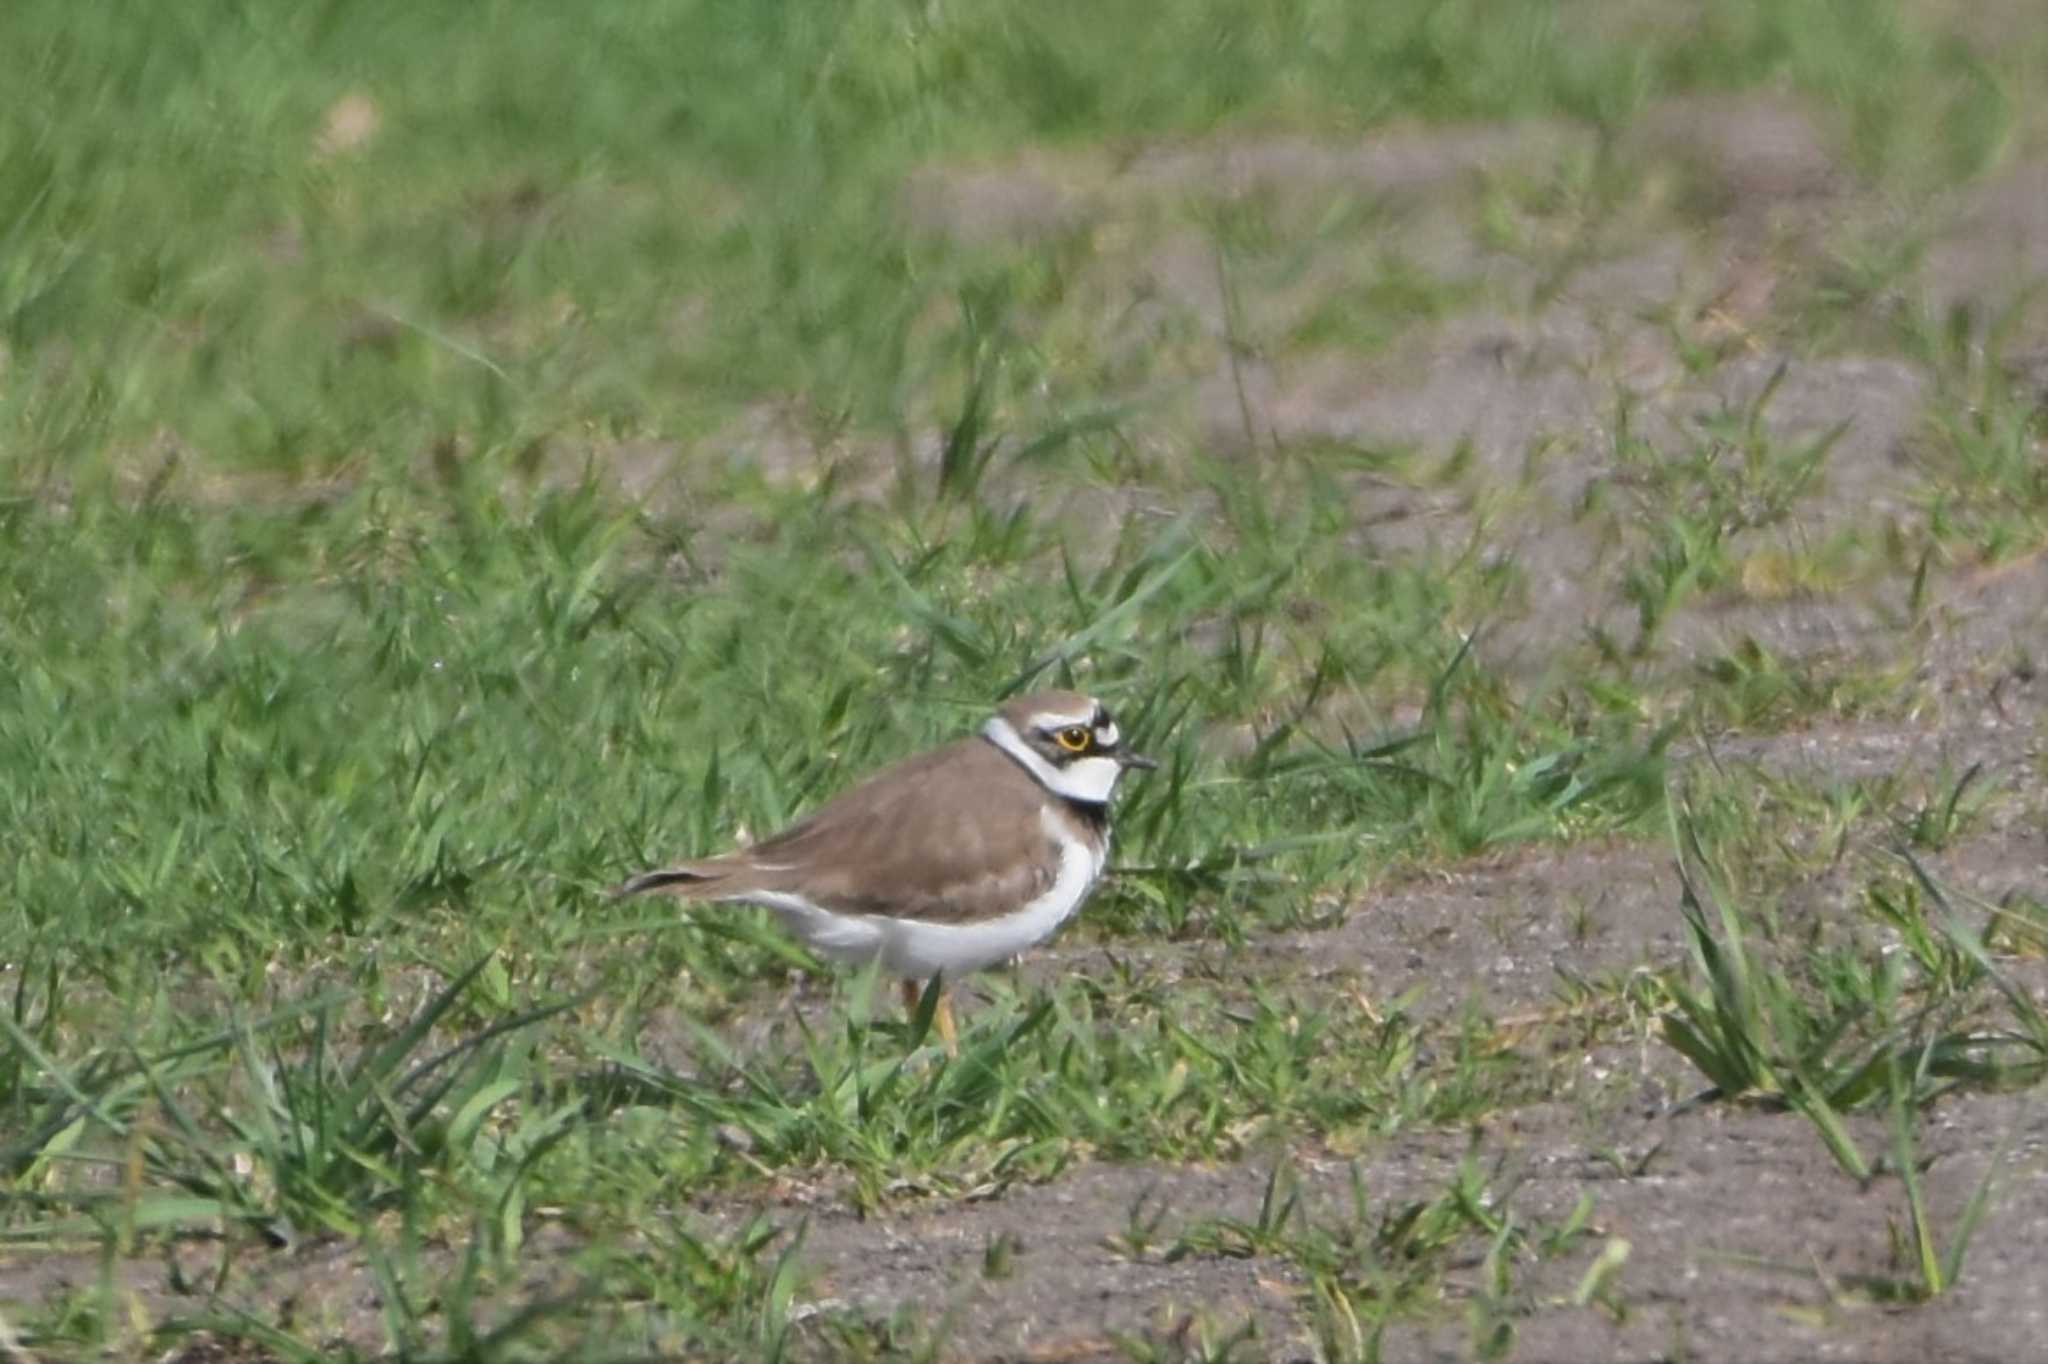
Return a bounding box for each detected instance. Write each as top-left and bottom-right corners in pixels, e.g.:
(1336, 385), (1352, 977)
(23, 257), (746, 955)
(900, 977), (958, 1057)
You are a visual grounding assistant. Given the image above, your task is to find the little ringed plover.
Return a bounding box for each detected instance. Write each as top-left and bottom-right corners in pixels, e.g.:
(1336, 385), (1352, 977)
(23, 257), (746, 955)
(615, 689), (1156, 1045)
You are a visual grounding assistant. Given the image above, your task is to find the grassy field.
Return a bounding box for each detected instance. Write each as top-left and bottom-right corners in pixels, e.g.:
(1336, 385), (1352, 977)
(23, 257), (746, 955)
(5, 0), (2048, 1359)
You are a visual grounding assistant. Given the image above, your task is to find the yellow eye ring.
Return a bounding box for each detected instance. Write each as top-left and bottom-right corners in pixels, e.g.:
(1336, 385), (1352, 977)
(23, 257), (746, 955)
(1055, 726), (1091, 752)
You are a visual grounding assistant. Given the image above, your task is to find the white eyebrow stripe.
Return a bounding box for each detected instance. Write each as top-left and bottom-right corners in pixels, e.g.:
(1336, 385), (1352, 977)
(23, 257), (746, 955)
(1028, 709), (1095, 730)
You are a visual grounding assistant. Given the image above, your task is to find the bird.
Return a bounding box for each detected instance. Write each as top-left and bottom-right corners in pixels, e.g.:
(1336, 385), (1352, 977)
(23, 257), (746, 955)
(614, 689), (1158, 1049)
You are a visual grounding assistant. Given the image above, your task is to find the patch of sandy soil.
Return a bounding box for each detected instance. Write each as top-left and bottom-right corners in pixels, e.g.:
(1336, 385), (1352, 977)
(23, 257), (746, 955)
(889, 91), (2048, 692)
(769, 1092), (2048, 1364)
(697, 692), (2046, 1364)
(899, 123), (1591, 248)
(1925, 158), (2048, 294)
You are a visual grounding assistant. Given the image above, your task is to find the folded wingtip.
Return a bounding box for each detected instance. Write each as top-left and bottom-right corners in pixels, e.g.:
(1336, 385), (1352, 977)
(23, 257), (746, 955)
(610, 868), (706, 899)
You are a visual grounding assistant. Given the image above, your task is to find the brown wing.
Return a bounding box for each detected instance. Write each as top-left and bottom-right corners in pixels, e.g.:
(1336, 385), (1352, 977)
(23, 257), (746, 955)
(619, 738), (1072, 924)
(737, 738), (1068, 925)
(612, 741), (986, 900)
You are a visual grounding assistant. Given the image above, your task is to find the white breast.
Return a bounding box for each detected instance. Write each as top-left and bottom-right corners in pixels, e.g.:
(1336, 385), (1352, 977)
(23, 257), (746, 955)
(880, 809), (1104, 978)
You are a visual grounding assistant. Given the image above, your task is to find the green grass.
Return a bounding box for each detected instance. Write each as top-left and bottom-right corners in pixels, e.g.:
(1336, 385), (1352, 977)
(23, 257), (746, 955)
(1108, 1153), (1601, 1363)
(5, 0), (2048, 1357)
(4, 0), (2036, 484)
(1648, 810), (2032, 1305)
(0, 447), (1665, 1357)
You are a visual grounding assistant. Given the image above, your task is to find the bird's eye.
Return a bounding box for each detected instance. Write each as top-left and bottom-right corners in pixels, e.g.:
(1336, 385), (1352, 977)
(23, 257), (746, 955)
(1055, 726), (1091, 752)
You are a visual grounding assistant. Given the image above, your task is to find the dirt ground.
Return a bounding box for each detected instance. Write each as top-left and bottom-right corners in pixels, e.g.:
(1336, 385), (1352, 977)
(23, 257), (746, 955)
(670, 91), (2048, 1362)
(757, 711), (2048, 1363)
(20, 92), (2048, 1364)
(868, 100), (2048, 1351)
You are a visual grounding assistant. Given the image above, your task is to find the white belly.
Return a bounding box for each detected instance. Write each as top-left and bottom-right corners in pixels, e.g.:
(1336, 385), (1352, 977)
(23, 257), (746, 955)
(735, 810), (1105, 980)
